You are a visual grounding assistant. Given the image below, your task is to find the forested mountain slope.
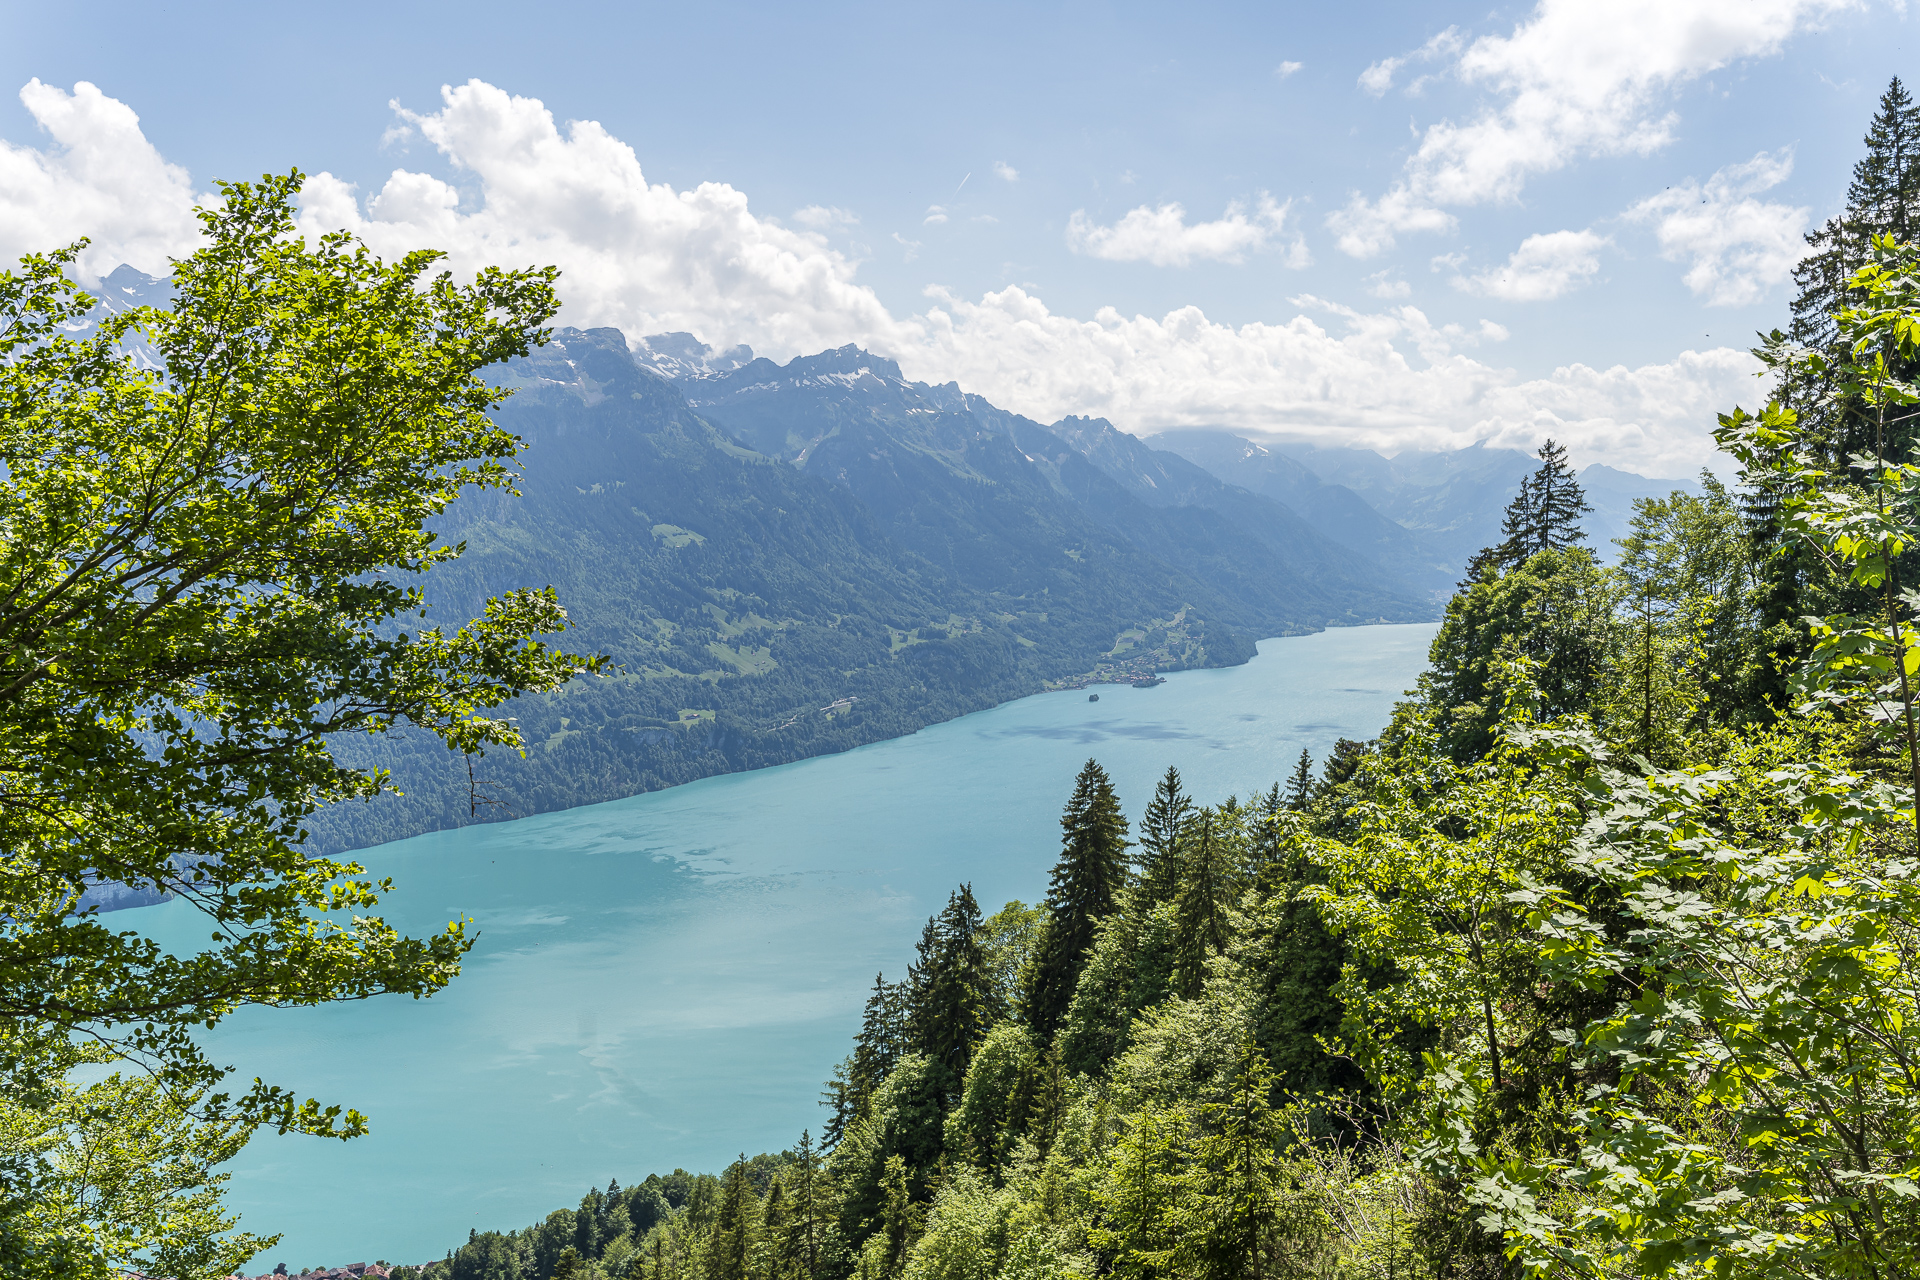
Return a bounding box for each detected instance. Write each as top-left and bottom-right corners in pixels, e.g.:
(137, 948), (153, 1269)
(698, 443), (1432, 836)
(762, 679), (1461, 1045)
(682, 346), (1430, 618)
(304, 329), (1425, 853)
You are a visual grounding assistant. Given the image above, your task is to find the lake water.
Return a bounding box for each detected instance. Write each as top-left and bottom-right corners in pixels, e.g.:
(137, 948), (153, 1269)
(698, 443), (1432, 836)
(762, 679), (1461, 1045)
(139, 622), (1436, 1269)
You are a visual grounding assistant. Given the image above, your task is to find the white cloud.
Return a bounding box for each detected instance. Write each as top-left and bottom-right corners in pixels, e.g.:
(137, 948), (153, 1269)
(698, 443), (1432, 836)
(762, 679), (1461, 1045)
(0, 79), (207, 282)
(1275, 61), (1304, 79)
(793, 205), (858, 228)
(1066, 194), (1309, 268)
(1358, 57), (1404, 96)
(1358, 28), (1461, 97)
(297, 80), (903, 358)
(909, 284), (1747, 474)
(1364, 270), (1411, 299)
(924, 205), (948, 225)
(891, 232), (922, 262)
(1331, 0), (1853, 256)
(994, 161), (1019, 182)
(1627, 148), (1807, 305)
(1454, 228), (1610, 301)
(0, 77), (1759, 474)
(1331, 188), (1456, 258)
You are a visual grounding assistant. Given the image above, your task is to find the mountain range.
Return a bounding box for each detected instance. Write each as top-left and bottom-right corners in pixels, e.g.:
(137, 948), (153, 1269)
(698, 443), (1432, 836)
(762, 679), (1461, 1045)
(81, 266), (1702, 864)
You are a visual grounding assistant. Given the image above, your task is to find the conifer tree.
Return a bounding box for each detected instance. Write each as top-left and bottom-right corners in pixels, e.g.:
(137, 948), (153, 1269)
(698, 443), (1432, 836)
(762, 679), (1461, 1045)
(821, 1058), (857, 1149)
(1137, 765), (1191, 907)
(705, 1157), (759, 1280)
(904, 917), (940, 1019)
(1746, 77), (1920, 718)
(1458, 543), (1501, 588)
(786, 1130), (823, 1280)
(1173, 810), (1236, 998)
(1249, 783), (1285, 876)
(1166, 1036), (1313, 1278)
(1093, 1104), (1186, 1279)
(760, 1178), (792, 1280)
(914, 884), (998, 1084)
(1024, 760), (1132, 1039)
(900, 915), (943, 1079)
(848, 972), (903, 1114)
(1493, 440), (1590, 568)
(553, 1246), (583, 1280)
(1793, 78), (1920, 369)
(1284, 749), (1313, 812)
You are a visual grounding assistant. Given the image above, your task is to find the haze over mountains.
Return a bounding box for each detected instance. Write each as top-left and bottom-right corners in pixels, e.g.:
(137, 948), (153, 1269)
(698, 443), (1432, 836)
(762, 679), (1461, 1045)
(89, 266), (1697, 860)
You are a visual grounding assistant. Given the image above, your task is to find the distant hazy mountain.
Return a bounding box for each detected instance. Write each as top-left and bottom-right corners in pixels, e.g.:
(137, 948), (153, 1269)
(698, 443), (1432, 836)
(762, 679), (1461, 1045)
(1139, 429), (1455, 593)
(1155, 431), (1703, 576)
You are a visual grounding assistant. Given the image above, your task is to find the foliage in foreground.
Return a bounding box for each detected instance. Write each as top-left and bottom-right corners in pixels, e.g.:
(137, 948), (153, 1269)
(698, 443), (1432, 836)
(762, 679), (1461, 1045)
(0, 175), (591, 1277)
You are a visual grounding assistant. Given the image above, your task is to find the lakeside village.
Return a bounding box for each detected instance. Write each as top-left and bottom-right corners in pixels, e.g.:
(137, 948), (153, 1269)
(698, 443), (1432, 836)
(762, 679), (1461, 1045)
(1041, 656), (1169, 692)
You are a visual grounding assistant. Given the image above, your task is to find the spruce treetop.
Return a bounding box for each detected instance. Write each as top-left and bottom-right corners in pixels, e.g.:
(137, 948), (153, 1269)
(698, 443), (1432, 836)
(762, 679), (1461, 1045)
(1138, 764), (1191, 906)
(1023, 759), (1131, 1040)
(1476, 439), (1593, 578)
(1793, 76), (1920, 359)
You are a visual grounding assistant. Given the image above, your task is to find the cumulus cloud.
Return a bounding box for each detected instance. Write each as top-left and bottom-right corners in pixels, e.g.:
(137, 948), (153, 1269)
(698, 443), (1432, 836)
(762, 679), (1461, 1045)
(1454, 228), (1609, 301)
(1066, 194), (1309, 268)
(909, 284), (1749, 474)
(993, 161), (1019, 182)
(0, 79), (207, 282)
(1275, 61), (1304, 79)
(1627, 148), (1807, 305)
(1364, 270), (1412, 299)
(1359, 57), (1404, 96)
(294, 80), (902, 358)
(923, 205), (948, 225)
(1331, 0), (1852, 257)
(0, 77), (1763, 473)
(793, 205), (858, 228)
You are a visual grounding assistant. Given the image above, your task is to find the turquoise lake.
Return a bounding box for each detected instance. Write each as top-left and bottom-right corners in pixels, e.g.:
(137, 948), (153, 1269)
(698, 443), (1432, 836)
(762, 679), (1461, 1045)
(140, 622), (1436, 1268)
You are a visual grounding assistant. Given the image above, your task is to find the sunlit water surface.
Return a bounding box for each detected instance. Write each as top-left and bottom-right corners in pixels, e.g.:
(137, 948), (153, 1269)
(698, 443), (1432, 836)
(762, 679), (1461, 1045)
(134, 622), (1436, 1267)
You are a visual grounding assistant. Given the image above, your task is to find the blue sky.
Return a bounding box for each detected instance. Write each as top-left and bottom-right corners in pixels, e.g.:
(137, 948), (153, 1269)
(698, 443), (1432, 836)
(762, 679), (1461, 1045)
(2, 0), (1914, 472)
